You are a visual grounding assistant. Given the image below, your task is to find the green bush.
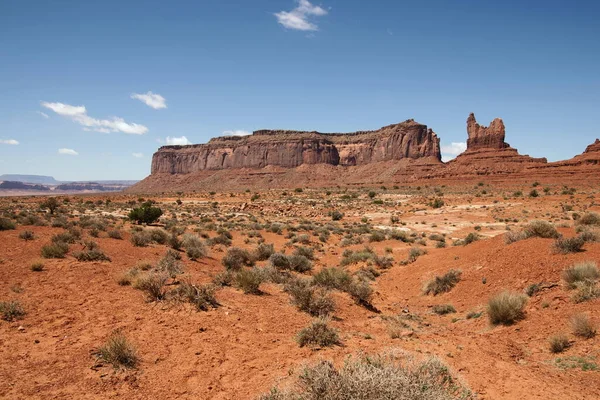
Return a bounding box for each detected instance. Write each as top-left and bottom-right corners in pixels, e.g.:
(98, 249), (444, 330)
(128, 202), (162, 224)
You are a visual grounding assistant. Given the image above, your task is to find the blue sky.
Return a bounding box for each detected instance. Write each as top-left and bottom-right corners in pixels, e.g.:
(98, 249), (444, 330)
(1, 0), (599, 181)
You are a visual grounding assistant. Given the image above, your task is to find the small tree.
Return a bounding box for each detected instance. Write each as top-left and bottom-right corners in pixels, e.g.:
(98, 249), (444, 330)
(128, 202), (163, 224)
(41, 197), (60, 214)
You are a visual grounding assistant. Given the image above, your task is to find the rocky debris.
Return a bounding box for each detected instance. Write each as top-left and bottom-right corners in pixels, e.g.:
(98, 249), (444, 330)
(150, 120), (442, 174)
(466, 113), (510, 151)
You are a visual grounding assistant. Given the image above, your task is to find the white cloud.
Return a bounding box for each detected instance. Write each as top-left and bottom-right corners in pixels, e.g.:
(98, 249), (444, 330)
(41, 101), (148, 135)
(275, 0), (328, 31)
(131, 91), (167, 110)
(223, 130), (251, 136)
(0, 139), (19, 145)
(58, 148), (79, 156)
(441, 142), (467, 162)
(37, 111), (49, 119)
(165, 136), (192, 145)
(132, 152), (144, 158)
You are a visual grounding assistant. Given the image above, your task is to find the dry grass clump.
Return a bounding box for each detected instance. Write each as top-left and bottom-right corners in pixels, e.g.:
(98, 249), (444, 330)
(423, 270), (462, 296)
(284, 278), (335, 317)
(30, 261), (44, 272)
(254, 243), (275, 261)
(259, 352), (473, 400)
(313, 267), (353, 290)
(0, 300), (26, 321)
(234, 268), (264, 294)
(576, 212), (600, 226)
(570, 313), (596, 339)
(133, 272), (168, 301)
(563, 261), (599, 288)
(432, 304), (456, 315)
(107, 229), (122, 239)
(0, 217), (16, 231)
(296, 319), (340, 348)
(156, 250), (183, 277)
(505, 220), (560, 244)
(182, 233), (207, 260)
(548, 333), (570, 353)
(222, 247), (254, 271)
(553, 236), (585, 254)
(130, 230), (151, 247)
(487, 291), (528, 325)
(97, 331), (138, 369)
(173, 281), (219, 311)
(19, 230), (35, 241)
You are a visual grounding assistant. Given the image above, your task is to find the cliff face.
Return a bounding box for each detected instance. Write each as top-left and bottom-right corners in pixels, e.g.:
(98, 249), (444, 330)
(151, 120), (441, 174)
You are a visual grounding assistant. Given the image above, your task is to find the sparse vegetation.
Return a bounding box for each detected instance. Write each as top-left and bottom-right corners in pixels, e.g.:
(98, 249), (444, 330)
(548, 334), (570, 353)
(487, 291), (528, 325)
(570, 313), (596, 339)
(296, 319), (340, 348)
(423, 270), (462, 295)
(97, 331), (138, 369)
(0, 300), (25, 321)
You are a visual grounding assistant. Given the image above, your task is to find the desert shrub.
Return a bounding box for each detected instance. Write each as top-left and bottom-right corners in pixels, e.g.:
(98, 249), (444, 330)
(212, 270), (235, 287)
(174, 281), (219, 311)
(149, 228), (169, 244)
(313, 267), (353, 290)
(107, 229), (122, 239)
(296, 319), (340, 348)
(259, 353), (473, 400)
(118, 267), (140, 286)
(73, 244), (111, 262)
(562, 261), (599, 289)
(130, 230), (151, 247)
(430, 198), (444, 208)
(40, 197), (60, 214)
(0, 300), (25, 321)
(293, 246), (315, 260)
(390, 230), (414, 243)
(432, 304), (456, 315)
(549, 334), (570, 353)
(577, 212), (600, 226)
(97, 331), (138, 369)
(423, 270), (462, 296)
(52, 231), (77, 244)
(259, 265), (293, 285)
(340, 248), (374, 266)
(487, 291), (528, 325)
(234, 268), (264, 294)
(41, 241), (69, 258)
(553, 236), (584, 254)
(504, 231), (528, 244)
(19, 230), (34, 241)
(462, 233), (480, 246)
(577, 228), (600, 243)
(207, 232), (232, 246)
(570, 313), (596, 338)
(331, 210), (344, 221)
(168, 233), (182, 250)
(346, 279), (374, 306)
(269, 252), (291, 270)
(30, 261), (44, 272)
(182, 233), (207, 260)
(284, 278), (335, 317)
(525, 283), (542, 297)
(524, 220), (560, 239)
(407, 247), (427, 263)
(369, 231), (387, 242)
(287, 254), (313, 273)
(0, 218), (16, 231)
(254, 243), (275, 261)
(156, 250), (183, 277)
(134, 272), (168, 301)
(128, 202), (162, 224)
(373, 254), (394, 269)
(356, 266), (380, 281)
(222, 247), (254, 271)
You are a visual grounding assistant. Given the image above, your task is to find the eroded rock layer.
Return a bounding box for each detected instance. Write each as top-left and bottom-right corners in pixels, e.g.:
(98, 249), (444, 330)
(151, 120), (441, 174)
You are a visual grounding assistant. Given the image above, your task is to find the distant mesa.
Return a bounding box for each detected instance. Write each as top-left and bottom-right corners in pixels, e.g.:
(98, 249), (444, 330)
(0, 174), (58, 185)
(124, 113), (600, 192)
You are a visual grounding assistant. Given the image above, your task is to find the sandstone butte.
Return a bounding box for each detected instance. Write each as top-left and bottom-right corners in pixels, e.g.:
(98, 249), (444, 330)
(130, 114), (600, 192)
